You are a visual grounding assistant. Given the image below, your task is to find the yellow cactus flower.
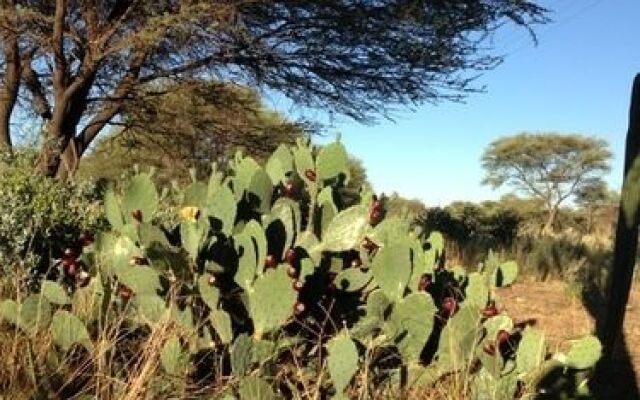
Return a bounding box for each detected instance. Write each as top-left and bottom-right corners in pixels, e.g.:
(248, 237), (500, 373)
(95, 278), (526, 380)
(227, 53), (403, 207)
(179, 206), (200, 222)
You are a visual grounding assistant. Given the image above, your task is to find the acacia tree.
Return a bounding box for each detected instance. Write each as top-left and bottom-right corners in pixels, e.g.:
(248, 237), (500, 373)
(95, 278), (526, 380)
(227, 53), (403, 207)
(574, 180), (616, 234)
(78, 80), (311, 184)
(481, 133), (612, 234)
(0, 0), (548, 178)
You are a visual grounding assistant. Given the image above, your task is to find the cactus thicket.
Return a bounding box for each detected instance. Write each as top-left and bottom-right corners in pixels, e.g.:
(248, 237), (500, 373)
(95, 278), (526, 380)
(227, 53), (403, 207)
(0, 138), (602, 398)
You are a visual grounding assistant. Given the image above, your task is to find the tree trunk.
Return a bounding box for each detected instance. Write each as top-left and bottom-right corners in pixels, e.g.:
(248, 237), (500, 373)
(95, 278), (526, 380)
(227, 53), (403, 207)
(542, 206), (558, 235)
(598, 73), (640, 368)
(0, 20), (20, 155)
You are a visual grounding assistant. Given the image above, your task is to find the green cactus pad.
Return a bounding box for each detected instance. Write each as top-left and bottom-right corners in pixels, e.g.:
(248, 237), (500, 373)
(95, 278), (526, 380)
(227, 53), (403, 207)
(366, 289), (391, 321)
(407, 237), (428, 292)
(247, 266), (297, 336)
(161, 337), (189, 375)
(334, 268), (373, 292)
(492, 260), (518, 287)
(516, 327), (547, 375)
(233, 157), (262, 201)
(251, 339), (276, 364)
(386, 293), (437, 363)
(565, 335), (602, 370)
(316, 141), (350, 183)
(41, 280), (71, 305)
(1, 295), (52, 334)
(402, 364), (442, 389)
(235, 233), (258, 290)
(115, 264), (161, 296)
(182, 181), (208, 209)
(198, 274), (221, 310)
(122, 173), (158, 223)
(464, 272), (489, 307)
(427, 231), (444, 255)
(265, 144), (294, 185)
(327, 332), (359, 394)
(437, 304), (483, 372)
(207, 182), (237, 236)
(138, 222), (171, 248)
(269, 198), (301, 259)
(135, 294), (169, 325)
(368, 217), (411, 245)
(350, 317), (380, 342)
(51, 310), (92, 352)
(104, 187), (124, 230)
(371, 238), (412, 301)
(71, 277), (104, 322)
(243, 220), (268, 275)
(211, 309), (233, 345)
(238, 376), (276, 400)
(296, 231), (322, 265)
(231, 333), (253, 377)
(321, 205), (369, 252)
(483, 315), (513, 340)
(292, 140), (315, 185)
(248, 168), (273, 214)
(180, 219), (209, 262)
(298, 258), (316, 282)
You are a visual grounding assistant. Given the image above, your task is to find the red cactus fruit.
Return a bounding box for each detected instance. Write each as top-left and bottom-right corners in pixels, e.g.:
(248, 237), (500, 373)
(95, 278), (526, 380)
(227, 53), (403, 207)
(120, 287), (134, 301)
(265, 255), (278, 269)
(285, 248), (296, 265)
(76, 270), (91, 287)
(292, 280), (304, 292)
(418, 274), (432, 292)
(442, 297), (457, 316)
(497, 329), (510, 345)
(78, 231), (94, 246)
(131, 209), (143, 223)
(483, 343), (496, 356)
(293, 301), (306, 315)
(482, 304), (499, 318)
(304, 169), (317, 182)
(287, 266), (298, 279)
(284, 182), (296, 198)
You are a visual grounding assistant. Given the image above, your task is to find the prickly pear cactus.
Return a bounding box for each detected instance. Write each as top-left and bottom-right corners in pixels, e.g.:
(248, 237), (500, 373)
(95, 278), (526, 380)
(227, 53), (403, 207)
(0, 138), (603, 399)
(327, 332), (359, 395)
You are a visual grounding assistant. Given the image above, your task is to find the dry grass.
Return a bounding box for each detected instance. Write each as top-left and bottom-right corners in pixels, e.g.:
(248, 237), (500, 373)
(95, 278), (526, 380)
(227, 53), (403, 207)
(1, 279), (637, 399)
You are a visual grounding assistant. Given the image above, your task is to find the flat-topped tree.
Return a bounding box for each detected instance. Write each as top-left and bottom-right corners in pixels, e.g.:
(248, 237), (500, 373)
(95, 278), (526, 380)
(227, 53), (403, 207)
(0, 0), (547, 178)
(481, 133), (612, 234)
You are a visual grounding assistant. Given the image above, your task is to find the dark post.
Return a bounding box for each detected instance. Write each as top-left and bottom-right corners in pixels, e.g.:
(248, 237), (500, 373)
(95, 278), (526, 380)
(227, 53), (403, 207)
(600, 73), (640, 364)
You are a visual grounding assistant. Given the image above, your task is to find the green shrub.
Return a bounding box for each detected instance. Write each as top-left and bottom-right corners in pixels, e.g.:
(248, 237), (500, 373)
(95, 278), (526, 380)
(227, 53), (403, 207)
(0, 140), (600, 399)
(0, 149), (103, 282)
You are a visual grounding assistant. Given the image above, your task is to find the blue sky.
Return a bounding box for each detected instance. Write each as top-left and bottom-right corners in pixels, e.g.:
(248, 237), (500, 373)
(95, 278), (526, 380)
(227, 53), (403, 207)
(273, 0), (640, 206)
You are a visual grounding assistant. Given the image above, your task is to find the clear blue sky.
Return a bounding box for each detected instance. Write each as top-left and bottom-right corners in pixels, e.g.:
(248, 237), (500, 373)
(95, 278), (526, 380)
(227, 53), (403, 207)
(272, 0), (640, 206)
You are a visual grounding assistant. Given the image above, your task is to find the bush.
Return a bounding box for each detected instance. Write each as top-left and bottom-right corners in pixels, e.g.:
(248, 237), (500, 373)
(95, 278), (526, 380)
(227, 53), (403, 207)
(0, 140), (601, 399)
(0, 149), (103, 283)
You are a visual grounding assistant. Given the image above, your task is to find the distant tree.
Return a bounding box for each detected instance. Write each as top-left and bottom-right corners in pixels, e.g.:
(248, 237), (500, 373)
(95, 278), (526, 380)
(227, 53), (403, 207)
(385, 192), (427, 220)
(574, 181), (616, 234)
(78, 81), (308, 184)
(481, 133), (612, 234)
(0, 1), (548, 178)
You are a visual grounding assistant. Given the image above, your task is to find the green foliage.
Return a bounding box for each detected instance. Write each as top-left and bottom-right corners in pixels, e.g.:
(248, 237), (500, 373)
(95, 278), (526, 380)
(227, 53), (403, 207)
(327, 332), (359, 394)
(0, 149), (103, 275)
(481, 133), (612, 232)
(0, 139), (601, 398)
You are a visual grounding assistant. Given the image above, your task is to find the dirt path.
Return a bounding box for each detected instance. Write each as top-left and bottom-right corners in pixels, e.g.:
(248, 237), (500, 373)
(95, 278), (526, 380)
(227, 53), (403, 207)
(497, 279), (640, 399)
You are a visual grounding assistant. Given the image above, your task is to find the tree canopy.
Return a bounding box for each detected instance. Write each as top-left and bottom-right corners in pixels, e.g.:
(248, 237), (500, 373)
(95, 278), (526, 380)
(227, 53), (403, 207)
(481, 132), (612, 233)
(78, 81), (309, 184)
(0, 0), (548, 178)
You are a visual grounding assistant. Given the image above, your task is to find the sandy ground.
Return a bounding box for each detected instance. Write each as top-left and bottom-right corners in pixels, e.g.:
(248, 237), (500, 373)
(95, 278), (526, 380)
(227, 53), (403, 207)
(497, 279), (640, 399)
